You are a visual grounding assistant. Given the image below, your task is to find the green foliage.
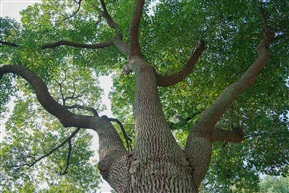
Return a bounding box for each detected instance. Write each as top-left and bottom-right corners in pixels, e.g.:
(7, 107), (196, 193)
(0, 98), (101, 192)
(259, 175), (289, 193)
(1, 0), (288, 192)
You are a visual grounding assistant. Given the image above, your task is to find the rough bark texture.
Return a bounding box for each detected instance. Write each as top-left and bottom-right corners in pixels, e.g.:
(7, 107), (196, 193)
(128, 57), (196, 192)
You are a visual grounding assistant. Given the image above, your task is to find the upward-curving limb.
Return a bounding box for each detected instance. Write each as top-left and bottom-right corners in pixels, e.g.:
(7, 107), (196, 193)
(156, 41), (205, 87)
(185, 25), (276, 187)
(129, 0), (145, 57)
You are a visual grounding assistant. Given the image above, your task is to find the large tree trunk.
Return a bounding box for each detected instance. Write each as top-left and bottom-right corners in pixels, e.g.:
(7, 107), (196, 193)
(125, 57), (196, 192)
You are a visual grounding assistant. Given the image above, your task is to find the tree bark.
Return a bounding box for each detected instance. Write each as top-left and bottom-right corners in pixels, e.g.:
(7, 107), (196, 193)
(125, 57), (197, 192)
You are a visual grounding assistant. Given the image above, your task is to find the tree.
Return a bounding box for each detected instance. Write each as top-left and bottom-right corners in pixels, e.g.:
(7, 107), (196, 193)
(1, 0), (288, 192)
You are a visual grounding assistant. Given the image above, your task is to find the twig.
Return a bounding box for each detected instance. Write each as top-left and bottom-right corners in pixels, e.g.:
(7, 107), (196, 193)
(169, 111), (201, 130)
(266, 0), (282, 22)
(58, 138), (73, 175)
(53, 0), (83, 22)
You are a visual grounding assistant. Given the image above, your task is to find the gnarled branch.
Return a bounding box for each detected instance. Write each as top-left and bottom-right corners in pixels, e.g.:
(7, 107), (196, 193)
(0, 65), (92, 128)
(1, 64), (130, 190)
(156, 41), (205, 87)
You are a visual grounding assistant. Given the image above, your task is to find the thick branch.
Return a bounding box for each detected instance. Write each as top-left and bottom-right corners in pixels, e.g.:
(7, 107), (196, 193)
(99, 0), (118, 30)
(212, 127), (244, 143)
(129, 0), (145, 57)
(0, 65), (128, 149)
(156, 41), (205, 87)
(190, 32), (275, 136)
(42, 40), (113, 49)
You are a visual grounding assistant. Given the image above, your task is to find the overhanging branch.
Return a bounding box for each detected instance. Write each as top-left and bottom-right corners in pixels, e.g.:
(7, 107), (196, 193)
(1, 65), (129, 187)
(0, 65), (102, 128)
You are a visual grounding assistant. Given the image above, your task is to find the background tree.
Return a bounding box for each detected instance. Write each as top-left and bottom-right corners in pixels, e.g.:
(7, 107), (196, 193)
(0, 0), (288, 192)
